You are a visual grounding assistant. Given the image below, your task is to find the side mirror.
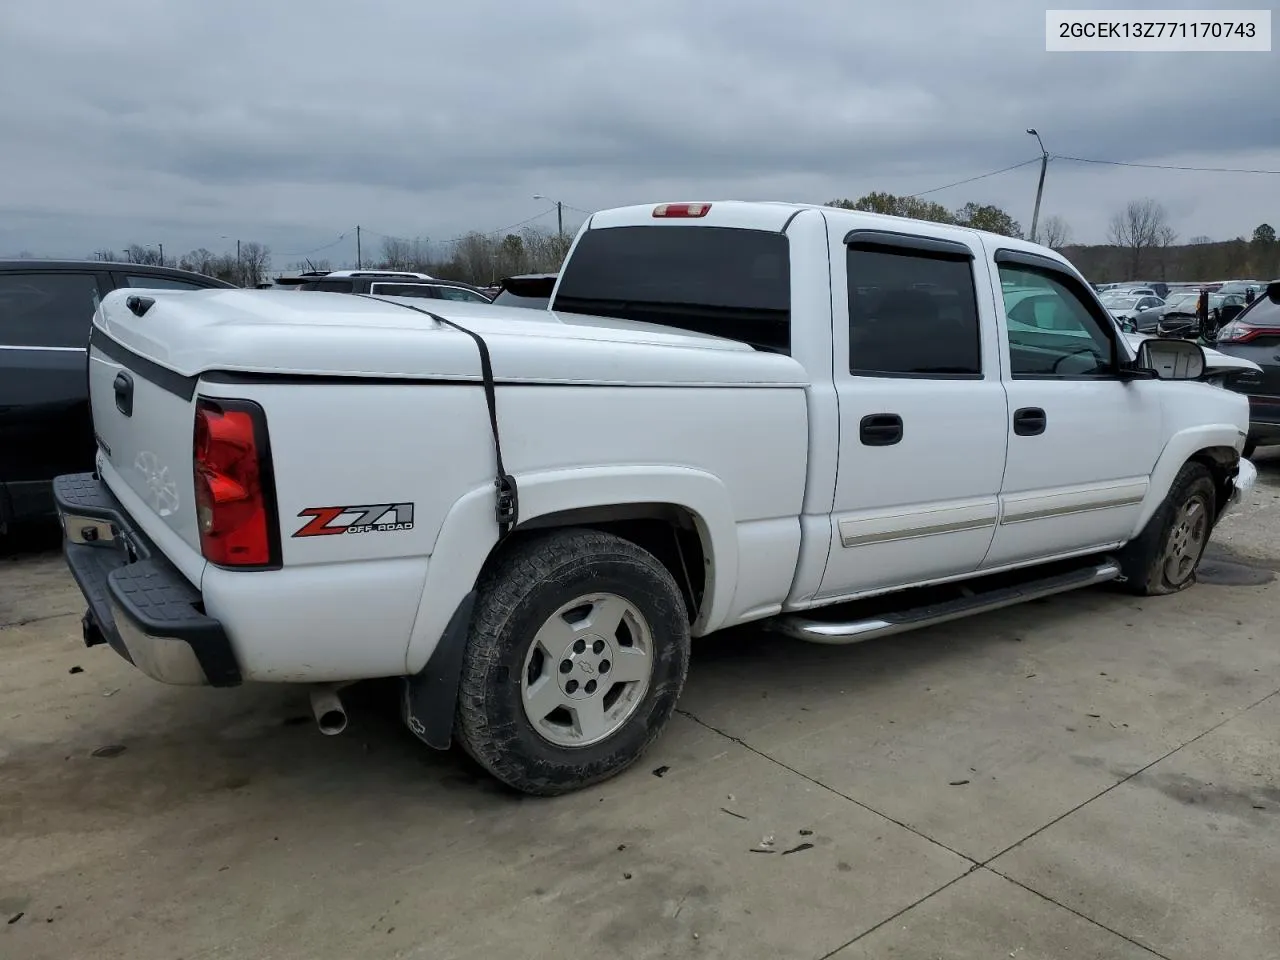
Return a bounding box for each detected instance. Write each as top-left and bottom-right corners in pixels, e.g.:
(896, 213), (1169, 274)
(1136, 338), (1206, 380)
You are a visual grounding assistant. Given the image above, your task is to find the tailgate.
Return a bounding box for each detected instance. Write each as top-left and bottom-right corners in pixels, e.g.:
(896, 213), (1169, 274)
(89, 316), (202, 555)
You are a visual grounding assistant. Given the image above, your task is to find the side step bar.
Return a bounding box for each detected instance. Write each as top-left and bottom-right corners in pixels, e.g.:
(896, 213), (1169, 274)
(771, 560), (1121, 645)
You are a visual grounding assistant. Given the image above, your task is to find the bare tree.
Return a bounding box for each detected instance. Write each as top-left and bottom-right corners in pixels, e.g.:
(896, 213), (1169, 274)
(123, 243), (163, 266)
(1038, 215), (1072, 249)
(237, 241), (271, 286)
(379, 237), (430, 272)
(1107, 198), (1171, 278)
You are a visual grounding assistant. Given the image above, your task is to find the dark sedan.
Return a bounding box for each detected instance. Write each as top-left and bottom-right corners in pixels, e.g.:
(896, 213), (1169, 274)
(1215, 281), (1280, 457)
(0, 259), (232, 531)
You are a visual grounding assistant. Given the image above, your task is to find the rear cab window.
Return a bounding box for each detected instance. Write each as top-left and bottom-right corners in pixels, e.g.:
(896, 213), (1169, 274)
(552, 226), (791, 353)
(0, 271), (103, 348)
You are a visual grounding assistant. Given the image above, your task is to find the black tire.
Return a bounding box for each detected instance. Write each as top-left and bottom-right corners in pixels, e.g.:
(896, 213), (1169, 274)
(1116, 462), (1216, 596)
(455, 528), (691, 796)
(1243, 440), (1257, 459)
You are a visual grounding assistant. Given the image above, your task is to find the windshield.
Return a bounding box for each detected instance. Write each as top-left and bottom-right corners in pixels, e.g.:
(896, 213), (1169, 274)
(1108, 297), (1139, 309)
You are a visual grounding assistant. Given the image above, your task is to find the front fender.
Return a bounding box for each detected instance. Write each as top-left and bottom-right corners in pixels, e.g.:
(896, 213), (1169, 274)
(1129, 424), (1244, 536)
(402, 464), (740, 674)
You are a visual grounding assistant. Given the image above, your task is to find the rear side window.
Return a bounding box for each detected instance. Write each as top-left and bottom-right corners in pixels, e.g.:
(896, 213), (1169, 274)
(299, 279), (355, 293)
(847, 246), (982, 377)
(553, 226), (791, 353)
(122, 274), (206, 291)
(0, 272), (101, 348)
(369, 283), (436, 298)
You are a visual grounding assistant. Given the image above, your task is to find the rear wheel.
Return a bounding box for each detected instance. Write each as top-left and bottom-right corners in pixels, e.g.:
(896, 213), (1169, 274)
(1117, 462), (1215, 596)
(455, 528), (690, 796)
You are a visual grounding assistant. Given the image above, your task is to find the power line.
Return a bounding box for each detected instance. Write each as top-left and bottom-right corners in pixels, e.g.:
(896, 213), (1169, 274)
(1054, 154), (1280, 175)
(278, 231), (351, 258)
(366, 207), (564, 249)
(907, 157), (1043, 198)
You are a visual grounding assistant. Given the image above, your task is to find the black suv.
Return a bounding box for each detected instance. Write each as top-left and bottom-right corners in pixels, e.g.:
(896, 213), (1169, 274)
(1215, 281), (1280, 457)
(290, 270), (493, 303)
(0, 260), (232, 531)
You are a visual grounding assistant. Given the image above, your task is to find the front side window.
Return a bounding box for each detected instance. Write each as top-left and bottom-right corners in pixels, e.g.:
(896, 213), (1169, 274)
(1000, 264), (1115, 378)
(0, 272), (101, 348)
(846, 245), (982, 377)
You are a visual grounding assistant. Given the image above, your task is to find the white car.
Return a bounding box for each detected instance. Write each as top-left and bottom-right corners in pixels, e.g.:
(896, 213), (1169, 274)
(56, 201), (1258, 795)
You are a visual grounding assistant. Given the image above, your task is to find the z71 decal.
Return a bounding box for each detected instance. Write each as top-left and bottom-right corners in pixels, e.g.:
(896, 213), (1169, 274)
(293, 503), (415, 537)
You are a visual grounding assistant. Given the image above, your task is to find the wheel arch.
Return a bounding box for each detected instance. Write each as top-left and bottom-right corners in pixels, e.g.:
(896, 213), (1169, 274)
(1130, 426), (1242, 537)
(403, 465), (739, 676)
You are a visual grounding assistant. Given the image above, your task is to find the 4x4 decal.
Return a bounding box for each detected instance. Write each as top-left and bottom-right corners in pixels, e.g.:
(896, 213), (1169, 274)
(293, 503), (415, 537)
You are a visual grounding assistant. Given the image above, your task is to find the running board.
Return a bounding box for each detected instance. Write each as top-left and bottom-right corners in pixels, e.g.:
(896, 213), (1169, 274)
(771, 560), (1122, 645)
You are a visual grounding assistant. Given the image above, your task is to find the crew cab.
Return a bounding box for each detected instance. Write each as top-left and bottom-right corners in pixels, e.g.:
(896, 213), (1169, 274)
(55, 202), (1257, 795)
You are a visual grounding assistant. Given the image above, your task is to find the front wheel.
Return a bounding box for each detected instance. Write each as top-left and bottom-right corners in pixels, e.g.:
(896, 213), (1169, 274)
(1117, 462), (1216, 596)
(455, 528), (691, 796)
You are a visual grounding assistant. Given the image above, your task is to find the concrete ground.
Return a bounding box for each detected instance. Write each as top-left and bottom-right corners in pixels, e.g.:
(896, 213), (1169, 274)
(3, 456), (1279, 960)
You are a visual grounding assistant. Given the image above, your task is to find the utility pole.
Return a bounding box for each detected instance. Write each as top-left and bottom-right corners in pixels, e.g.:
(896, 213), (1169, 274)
(533, 195), (565, 239)
(158, 242), (164, 266)
(1026, 128), (1049, 244)
(356, 225), (362, 269)
(236, 238), (242, 287)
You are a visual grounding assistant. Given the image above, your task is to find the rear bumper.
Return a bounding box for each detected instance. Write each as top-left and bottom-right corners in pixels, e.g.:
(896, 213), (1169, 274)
(53, 472), (240, 687)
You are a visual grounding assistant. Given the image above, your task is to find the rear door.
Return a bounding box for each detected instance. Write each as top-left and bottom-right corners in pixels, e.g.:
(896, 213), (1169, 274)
(0, 270), (106, 511)
(815, 227), (1010, 600)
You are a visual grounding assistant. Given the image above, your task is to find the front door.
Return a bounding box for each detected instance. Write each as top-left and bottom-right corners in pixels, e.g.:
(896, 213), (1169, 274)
(983, 248), (1163, 569)
(815, 227), (1009, 601)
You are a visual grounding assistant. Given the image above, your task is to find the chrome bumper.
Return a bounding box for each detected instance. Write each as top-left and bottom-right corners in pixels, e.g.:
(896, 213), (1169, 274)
(1227, 457), (1258, 513)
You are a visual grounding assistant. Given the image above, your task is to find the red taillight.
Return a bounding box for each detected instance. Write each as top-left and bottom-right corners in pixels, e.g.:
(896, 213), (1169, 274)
(653, 202), (711, 218)
(1217, 322), (1280, 344)
(193, 398), (278, 567)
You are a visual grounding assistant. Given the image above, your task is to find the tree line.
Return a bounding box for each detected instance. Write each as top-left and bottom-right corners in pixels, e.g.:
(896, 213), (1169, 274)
(91, 200), (1275, 289)
(88, 225), (572, 288)
(91, 242), (272, 286)
(824, 192), (1277, 282)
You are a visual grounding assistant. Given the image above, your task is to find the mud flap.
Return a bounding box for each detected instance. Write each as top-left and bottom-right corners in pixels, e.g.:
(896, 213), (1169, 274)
(401, 590), (477, 750)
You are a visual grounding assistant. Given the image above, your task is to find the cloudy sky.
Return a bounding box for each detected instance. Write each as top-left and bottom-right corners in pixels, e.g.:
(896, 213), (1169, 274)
(1, 0), (1276, 267)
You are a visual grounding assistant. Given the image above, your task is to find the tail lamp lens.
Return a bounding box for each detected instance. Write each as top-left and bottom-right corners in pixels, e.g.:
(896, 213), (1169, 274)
(193, 398), (276, 566)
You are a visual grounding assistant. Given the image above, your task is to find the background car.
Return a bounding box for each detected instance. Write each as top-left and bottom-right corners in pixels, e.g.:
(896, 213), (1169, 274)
(492, 273), (558, 309)
(293, 269), (493, 302)
(1157, 292), (1247, 339)
(0, 259), (232, 532)
(1105, 294), (1165, 331)
(1214, 281), (1280, 457)
(1130, 290), (1202, 333)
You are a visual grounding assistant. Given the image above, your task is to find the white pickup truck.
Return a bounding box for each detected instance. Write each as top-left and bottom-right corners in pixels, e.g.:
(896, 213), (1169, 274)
(56, 201), (1259, 795)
